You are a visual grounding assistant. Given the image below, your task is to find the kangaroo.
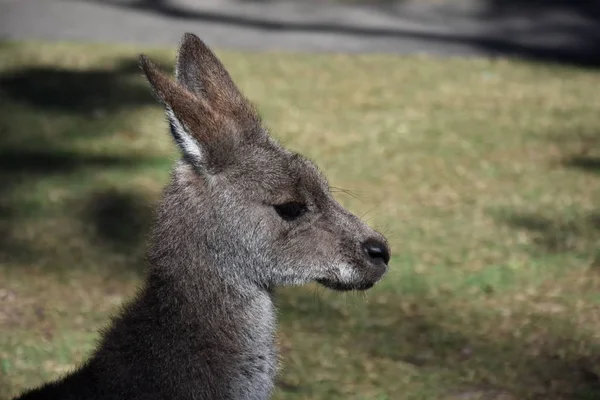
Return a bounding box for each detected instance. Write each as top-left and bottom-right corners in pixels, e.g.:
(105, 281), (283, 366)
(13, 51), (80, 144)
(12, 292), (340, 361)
(14, 33), (390, 400)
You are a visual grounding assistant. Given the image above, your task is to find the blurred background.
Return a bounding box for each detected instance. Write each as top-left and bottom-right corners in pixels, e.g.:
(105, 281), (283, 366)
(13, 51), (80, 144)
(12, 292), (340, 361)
(0, 1), (599, 399)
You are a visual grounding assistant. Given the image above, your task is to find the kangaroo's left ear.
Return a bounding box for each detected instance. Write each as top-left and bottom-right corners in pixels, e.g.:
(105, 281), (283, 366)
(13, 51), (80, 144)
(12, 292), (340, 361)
(139, 53), (215, 170)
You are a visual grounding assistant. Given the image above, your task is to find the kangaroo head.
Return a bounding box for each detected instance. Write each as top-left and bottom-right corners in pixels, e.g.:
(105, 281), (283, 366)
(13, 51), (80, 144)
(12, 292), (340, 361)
(140, 33), (390, 292)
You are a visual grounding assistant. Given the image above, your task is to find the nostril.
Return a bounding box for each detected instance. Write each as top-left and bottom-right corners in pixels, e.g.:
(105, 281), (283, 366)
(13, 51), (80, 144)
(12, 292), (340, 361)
(362, 239), (390, 265)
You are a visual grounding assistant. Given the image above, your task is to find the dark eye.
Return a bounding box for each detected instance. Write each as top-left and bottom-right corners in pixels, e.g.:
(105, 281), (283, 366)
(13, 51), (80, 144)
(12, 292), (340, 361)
(274, 201), (307, 221)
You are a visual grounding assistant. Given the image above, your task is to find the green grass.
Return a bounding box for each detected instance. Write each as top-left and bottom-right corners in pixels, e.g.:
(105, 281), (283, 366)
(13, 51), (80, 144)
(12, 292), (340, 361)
(0, 40), (599, 400)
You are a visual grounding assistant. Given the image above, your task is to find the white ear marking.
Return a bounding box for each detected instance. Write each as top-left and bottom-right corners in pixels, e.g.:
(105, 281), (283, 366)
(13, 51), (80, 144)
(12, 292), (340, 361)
(165, 106), (204, 165)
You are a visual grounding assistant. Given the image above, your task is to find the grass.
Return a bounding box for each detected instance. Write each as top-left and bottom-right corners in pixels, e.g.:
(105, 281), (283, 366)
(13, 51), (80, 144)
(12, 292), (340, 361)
(0, 40), (599, 400)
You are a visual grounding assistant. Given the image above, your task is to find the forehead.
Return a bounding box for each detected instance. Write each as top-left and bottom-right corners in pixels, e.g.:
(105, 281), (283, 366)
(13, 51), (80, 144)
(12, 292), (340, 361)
(230, 144), (329, 200)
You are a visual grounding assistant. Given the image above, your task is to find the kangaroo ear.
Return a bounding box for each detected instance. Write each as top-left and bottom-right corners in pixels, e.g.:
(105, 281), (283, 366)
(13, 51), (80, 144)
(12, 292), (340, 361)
(140, 54), (226, 171)
(175, 33), (259, 126)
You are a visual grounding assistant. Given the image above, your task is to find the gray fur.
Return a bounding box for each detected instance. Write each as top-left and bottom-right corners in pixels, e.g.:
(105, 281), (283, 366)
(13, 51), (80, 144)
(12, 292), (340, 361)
(14, 33), (390, 400)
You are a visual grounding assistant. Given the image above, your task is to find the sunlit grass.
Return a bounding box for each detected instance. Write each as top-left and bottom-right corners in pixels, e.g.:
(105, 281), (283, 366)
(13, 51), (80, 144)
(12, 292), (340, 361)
(0, 40), (599, 400)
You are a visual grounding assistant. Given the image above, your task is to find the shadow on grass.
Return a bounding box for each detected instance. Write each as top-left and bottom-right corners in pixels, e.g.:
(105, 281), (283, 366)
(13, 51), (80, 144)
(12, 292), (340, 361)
(469, 127), (600, 396)
(0, 56), (163, 276)
(496, 130), (599, 257)
(550, 130), (600, 175)
(563, 156), (600, 175)
(277, 289), (600, 399)
(0, 149), (145, 173)
(0, 153), (156, 276)
(0, 59), (157, 115)
(506, 211), (599, 255)
(84, 189), (154, 256)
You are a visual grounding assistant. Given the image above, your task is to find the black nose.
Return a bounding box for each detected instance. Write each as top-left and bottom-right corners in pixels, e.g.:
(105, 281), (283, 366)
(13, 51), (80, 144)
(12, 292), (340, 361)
(362, 239), (390, 265)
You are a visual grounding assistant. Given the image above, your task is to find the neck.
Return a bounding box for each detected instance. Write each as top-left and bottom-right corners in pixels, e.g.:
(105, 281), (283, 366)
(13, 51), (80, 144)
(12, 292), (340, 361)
(83, 200), (279, 399)
(84, 254), (278, 399)
(143, 262), (277, 357)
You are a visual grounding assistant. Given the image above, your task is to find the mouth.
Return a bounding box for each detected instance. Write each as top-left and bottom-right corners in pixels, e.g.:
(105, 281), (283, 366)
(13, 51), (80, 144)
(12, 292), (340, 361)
(316, 261), (388, 292)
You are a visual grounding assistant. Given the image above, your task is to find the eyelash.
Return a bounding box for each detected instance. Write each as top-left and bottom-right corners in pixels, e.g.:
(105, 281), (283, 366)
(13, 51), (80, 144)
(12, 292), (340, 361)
(273, 201), (308, 221)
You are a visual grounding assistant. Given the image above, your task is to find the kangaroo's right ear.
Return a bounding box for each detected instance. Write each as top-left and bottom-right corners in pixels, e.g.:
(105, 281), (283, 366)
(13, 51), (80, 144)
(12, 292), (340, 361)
(174, 32), (254, 122)
(139, 54), (235, 172)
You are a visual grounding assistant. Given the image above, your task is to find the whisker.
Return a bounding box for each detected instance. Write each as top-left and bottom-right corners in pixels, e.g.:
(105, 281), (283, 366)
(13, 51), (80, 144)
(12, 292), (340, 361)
(360, 207), (377, 220)
(330, 186), (362, 200)
(312, 284), (325, 309)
